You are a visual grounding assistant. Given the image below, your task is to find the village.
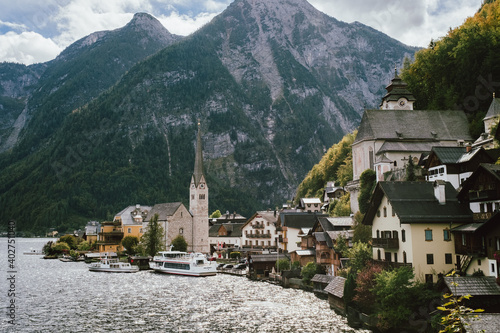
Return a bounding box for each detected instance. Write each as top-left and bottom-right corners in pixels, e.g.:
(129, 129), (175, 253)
(45, 71), (500, 332)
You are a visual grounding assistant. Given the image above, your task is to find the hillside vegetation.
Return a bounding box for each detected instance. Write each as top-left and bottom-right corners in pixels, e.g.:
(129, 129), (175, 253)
(401, 0), (500, 138)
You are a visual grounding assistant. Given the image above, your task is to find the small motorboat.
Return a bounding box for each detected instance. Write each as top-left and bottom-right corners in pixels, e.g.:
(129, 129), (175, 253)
(88, 256), (139, 273)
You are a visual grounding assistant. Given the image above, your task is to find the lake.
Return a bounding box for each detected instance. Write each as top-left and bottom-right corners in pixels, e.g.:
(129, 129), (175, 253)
(0, 238), (369, 332)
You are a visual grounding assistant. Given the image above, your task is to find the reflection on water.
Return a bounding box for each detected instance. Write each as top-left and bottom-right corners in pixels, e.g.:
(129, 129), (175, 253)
(0, 238), (369, 332)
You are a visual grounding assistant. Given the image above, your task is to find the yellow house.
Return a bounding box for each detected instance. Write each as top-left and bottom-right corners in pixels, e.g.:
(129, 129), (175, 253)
(98, 220), (124, 253)
(362, 180), (473, 283)
(114, 204), (152, 240)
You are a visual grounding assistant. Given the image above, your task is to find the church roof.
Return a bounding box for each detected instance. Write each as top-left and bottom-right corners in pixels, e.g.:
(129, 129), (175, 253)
(484, 97), (500, 121)
(354, 109), (472, 144)
(147, 202), (188, 221)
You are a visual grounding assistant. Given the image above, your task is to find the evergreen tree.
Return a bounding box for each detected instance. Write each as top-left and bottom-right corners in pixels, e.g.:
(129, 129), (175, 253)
(171, 234), (188, 252)
(405, 155), (416, 181)
(141, 213), (165, 257)
(358, 169), (376, 214)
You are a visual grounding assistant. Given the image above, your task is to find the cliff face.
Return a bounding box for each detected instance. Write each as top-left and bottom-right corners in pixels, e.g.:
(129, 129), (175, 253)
(0, 1), (417, 232)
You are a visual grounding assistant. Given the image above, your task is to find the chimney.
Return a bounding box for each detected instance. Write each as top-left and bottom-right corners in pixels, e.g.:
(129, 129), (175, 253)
(433, 180), (446, 205)
(466, 143), (472, 153)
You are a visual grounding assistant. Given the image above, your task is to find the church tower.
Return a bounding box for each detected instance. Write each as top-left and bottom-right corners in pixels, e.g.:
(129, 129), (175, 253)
(189, 122), (209, 253)
(380, 68), (416, 110)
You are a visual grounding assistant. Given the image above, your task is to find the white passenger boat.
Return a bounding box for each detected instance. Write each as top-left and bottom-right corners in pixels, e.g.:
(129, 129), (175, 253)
(88, 256), (139, 273)
(152, 250), (217, 277)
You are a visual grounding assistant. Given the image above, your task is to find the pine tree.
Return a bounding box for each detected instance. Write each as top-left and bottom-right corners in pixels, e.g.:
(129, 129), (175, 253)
(141, 213), (165, 257)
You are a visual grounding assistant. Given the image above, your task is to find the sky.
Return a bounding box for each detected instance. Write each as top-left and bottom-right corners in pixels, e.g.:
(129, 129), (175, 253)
(0, 0), (483, 65)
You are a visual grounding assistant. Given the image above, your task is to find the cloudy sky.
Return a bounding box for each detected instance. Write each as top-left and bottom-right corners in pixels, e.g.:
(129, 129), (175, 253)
(0, 0), (483, 65)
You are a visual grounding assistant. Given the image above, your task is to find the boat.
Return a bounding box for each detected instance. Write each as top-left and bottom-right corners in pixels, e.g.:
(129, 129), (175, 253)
(23, 248), (43, 255)
(152, 250), (217, 277)
(88, 256), (139, 273)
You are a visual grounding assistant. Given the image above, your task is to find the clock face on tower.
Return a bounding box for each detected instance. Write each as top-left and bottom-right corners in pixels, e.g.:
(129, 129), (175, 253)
(399, 99), (406, 107)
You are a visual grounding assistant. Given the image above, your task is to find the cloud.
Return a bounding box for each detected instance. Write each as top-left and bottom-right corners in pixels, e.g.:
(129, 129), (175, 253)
(157, 11), (217, 36)
(0, 31), (61, 64)
(308, 0), (482, 47)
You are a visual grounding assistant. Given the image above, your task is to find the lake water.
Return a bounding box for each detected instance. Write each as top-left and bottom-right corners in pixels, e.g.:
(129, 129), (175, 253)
(1, 238), (369, 332)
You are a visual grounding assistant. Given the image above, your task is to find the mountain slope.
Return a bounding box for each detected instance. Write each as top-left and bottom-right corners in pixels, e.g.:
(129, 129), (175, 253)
(0, 0), (416, 233)
(0, 13), (181, 155)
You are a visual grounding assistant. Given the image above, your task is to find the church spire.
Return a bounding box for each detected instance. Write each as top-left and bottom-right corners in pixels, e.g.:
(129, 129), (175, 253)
(193, 120), (204, 186)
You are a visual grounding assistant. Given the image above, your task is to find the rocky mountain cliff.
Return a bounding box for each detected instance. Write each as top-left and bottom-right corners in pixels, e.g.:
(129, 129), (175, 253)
(0, 0), (417, 233)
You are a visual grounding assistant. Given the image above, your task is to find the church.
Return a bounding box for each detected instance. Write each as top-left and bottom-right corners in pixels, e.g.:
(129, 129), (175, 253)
(347, 70), (473, 213)
(142, 122), (210, 253)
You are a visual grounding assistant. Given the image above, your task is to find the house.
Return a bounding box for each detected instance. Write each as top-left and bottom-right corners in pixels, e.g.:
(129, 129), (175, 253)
(322, 182), (346, 211)
(424, 146), (495, 189)
(98, 220), (124, 253)
(347, 71), (473, 212)
(114, 204), (152, 239)
(241, 210), (279, 250)
(362, 181), (473, 283)
(472, 95), (500, 149)
(299, 198), (322, 213)
(324, 276), (347, 315)
(276, 212), (328, 253)
(443, 276), (500, 313)
(248, 253), (289, 279)
(209, 222), (244, 252)
(308, 216), (353, 276)
(84, 221), (100, 244)
(311, 274), (335, 298)
(142, 123), (210, 253)
(455, 163), (500, 276)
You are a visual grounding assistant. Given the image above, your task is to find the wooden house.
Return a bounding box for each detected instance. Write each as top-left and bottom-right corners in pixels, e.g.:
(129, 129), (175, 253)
(443, 276), (500, 313)
(311, 274), (335, 299)
(324, 276), (347, 315)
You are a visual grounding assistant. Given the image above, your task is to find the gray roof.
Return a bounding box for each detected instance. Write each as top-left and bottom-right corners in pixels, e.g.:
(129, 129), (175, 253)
(115, 205), (153, 226)
(428, 146), (467, 164)
(294, 249), (315, 256)
(451, 223), (484, 233)
(311, 274), (335, 284)
(326, 217), (353, 228)
(147, 202), (186, 221)
(250, 253), (288, 263)
(354, 109), (472, 144)
(326, 230), (352, 241)
(279, 212), (327, 229)
(444, 276), (500, 296)
(484, 97), (500, 121)
(324, 276), (346, 298)
(363, 181), (473, 225)
(464, 314), (500, 333)
(313, 232), (327, 243)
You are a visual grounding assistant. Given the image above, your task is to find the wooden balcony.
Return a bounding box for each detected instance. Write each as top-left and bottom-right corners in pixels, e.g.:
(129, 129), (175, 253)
(372, 259), (412, 270)
(372, 237), (399, 249)
(468, 189), (497, 201)
(252, 224), (265, 229)
(472, 212), (494, 221)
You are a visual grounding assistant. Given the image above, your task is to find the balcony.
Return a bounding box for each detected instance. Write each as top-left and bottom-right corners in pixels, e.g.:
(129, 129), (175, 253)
(468, 189), (497, 201)
(372, 259), (412, 270)
(372, 237), (399, 249)
(472, 212), (494, 221)
(252, 224), (265, 229)
(247, 233), (271, 238)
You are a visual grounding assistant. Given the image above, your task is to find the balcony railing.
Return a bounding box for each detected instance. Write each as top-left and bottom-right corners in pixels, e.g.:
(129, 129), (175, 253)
(468, 189), (497, 201)
(472, 212), (494, 221)
(247, 234), (271, 238)
(372, 259), (412, 270)
(372, 238), (399, 249)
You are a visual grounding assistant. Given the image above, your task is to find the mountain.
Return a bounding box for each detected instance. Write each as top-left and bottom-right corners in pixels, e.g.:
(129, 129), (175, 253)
(0, 0), (416, 234)
(0, 13), (181, 155)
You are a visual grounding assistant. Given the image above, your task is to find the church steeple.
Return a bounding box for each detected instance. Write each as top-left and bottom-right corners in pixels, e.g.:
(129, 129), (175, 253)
(380, 68), (416, 110)
(193, 120), (204, 186)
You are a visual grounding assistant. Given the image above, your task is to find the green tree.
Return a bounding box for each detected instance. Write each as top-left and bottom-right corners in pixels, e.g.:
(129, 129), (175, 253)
(141, 213), (165, 257)
(276, 258), (291, 272)
(301, 261), (325, 285)
(352, 212), (372, 243)
(210, 210), (222, 218)
(358, 169), (376, 214)
(330, 193), (351, 217)
(59, 235), (78, 250)
(121, 236), (140, 255)
(52, 241), (70, 254)
(372, 266), (415, 331)
(344, 241), (372, 276)
(171, 234), (188, 252)
(333, 234), (349, 258)
(405, 155), (417, 181)
(77, 240), (91, 251)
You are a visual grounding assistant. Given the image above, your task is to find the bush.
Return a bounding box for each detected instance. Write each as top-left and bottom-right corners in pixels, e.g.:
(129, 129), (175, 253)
(276, 258), (291, 271)
(77, 240), (91, 251)
(230, 251), (241, 259)
(122, 236), (140, 255)
(53, 241), (70, 254)
(291, 261), (301, 270)
(301, 262), (324, 285)
(59, 235), (78, 250)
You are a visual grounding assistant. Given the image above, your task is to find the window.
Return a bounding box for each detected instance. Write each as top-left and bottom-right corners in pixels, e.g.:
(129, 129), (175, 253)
(403, 251), (407, 264)
(492, 263), (496, 274)
(377, 210), (381, 217)
(394, 253), (398, 263)
(191, 195), (194, 200)
(462, 234), (467, 246)
(443, 229), (451, 241)
(128, 228), (131, 233)
(392, 231), (398, 239)
(377, 249), (381, 260)
(402, 230), (406, 242)
(383, 207), (387, 217)
(427, 254), (434, 265)
(478, 259), (482, 266)
(425, 274), (433, 284)
(445, 253), (452, 264)
(179, 228), (183, 234)
(480, 203), (485, 213)
(199, 194), (205, 200)
(425, 229), (433, 241)
(385, 252), (391, 262)
(377, 230), (380, 238)
(392, 208), (395, 217)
